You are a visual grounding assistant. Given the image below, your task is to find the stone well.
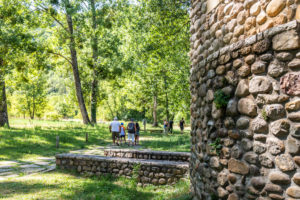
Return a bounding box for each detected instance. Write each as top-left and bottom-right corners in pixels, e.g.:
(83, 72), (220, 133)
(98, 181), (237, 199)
(189, 0), (300, 199)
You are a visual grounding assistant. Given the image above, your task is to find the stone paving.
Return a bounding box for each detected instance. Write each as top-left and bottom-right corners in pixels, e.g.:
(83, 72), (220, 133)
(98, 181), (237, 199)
(0, 145), (143, 181)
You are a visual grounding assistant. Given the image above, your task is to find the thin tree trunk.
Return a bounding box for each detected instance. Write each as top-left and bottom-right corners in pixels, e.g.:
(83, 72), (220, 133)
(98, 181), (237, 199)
(0, 79), (9, 127)
(90, 0), (99, 124)
(106, 100), (114, 119)
(163, 74), (169, 121)
(65, 0), (91, 125)
(152, 94), (158, 127)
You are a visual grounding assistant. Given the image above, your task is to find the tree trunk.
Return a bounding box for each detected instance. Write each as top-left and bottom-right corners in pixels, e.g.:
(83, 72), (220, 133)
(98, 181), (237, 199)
(152, 94), (158, 127)
(0, 80), (9, 127)
(65, 1), (91, 125)
(90, 0), (99, 124)
(163, 74), (169, 121)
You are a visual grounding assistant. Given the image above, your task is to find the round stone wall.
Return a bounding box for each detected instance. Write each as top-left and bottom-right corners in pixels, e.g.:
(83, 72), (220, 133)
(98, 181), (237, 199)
(189, 1), (300, 199)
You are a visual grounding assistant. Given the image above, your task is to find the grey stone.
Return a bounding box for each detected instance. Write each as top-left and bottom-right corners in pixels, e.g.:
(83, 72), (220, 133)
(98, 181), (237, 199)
(235, 79), (249, 97)
(259, 154), (273, 168)
(275, 154), (295, 172)
(217, 170), (228, 186)
(222, 86), (234, 96)
(288, 112), (300, 122)
(228, 158), (249, 175)
(286, 186), (300, 198)
(264, 183), (283, 193)
(270, 119), (290, 137)
(226, 99), (238, 116)
(276, 52), (293, 61)
(265, 104), (285, 120)
(238, 98), (257, 117)
(253, 142), (267, 154)
(251, 177), (265, 190)
(241, 138), (252, 151)
(251, 116), (268, 133)
(210, 157), (220, 169)
(249, 77), (272, 95)
(231, 145), (243, 159)
(288, 58), (300, 69)
(237, 65), (251, 77)
(244, 152), (258, 164)
(287, 137), (300, 154)
(217, 187), (229, 198)
(260, 53), (273, 62)
(207, 70), (216, 78)
(269, 171), (291, 184)
(199, 84), (207, 97)
(212, 103), (223, 119)
(268, 60), (287, 78)
(236, 117), (250, 129)
(251, 61), (266, 74)
(267, 137), (285, 155)
(273, 29), (300, 51)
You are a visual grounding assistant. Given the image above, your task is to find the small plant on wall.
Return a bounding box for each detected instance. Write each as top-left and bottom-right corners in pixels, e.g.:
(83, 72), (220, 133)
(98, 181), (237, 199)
(210, 138), (222, 156)
(214, 90), (230, 109)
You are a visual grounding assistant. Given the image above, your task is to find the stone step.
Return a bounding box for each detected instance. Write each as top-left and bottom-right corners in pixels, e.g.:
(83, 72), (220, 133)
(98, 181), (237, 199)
(104, 149), (190, 162)
(56, 153), (189, 185)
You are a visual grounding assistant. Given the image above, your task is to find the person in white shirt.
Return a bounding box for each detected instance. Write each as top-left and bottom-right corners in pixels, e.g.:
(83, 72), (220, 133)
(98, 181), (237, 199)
(109, 117), (121, 145)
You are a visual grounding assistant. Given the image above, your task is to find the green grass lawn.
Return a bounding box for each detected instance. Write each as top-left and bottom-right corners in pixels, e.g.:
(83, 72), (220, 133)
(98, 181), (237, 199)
(0, 119), (191, 200)
(0, 170), (191, 200)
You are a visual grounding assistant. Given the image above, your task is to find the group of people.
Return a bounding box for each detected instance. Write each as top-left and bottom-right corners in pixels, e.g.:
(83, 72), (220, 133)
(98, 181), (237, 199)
(163, 118), (185, 134)
(109, 117), (140, 146)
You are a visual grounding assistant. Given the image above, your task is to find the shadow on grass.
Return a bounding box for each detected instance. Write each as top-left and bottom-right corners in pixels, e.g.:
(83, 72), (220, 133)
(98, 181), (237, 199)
(0, 181), (59, 199)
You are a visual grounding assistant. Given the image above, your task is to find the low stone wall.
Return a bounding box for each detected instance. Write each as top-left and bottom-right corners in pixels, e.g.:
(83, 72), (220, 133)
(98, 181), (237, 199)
(56, 154), (189, 185)
(104, 149), (190, 162)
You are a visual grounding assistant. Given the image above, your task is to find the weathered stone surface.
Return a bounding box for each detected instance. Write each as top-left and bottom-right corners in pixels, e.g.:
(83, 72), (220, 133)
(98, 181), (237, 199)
(293, 173), (300, 186)
(264, 183), (283, 193)
(217, 170), (228, 186)
(280, 73), (300, 96)
(270, 119), (290, 137)
(237, 65), (250, 77)
(233, 59), (242, 68)
(269, 171), (291, 184)
(210, 157), (220, 169)
(259, 154), (273, 168)
(212, 103), (223, 119)
(236, 117), (250, 129)
(241, 138), (252, 151)
(276, 52), (293, 61)
(244, 152), (258, 164)
(256, 94), (289, 106)
(266, 0), (286, 17)
(288, 59), (300, 69)
(250, 2), (260, 16)
(252, 39), (270, 54)
(231, 145), (243, 159)
(249, 77), (272, 95)
(286, 99), (300, 112)
(273, 30), (300, 51)
(228, 129), (241, 140)
(238, 98), (257, 117)
(235, 79), (249, 97)
(268, 60), (287, 78)
(268, 193), (284, 200)
(288, 112), (300, 122)
(275, 154), (295, 172)
(287, 137), (300, 154)
(217, 186), (229, 198)
(216, 65), (225, 75)
(228, 159), (249, 175)
(257, 12), (267, 25)
(227, 193), (239, 200)
(254, 142), (267, 154)
(245, 54), (256, 65)
(199, 84), (207, 97)
(251, 61), (266, 74)
(251, 177), (265, 190)
(265, 104), (285, 120)
(286, 186), (300, 198)
(267, 137), (285, 155)
(294, 156), (300, 166)
(291, 125), (300, 138)
(251, 116), (268, 133)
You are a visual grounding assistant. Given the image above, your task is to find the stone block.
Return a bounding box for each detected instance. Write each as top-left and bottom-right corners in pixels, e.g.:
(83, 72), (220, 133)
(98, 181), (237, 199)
(273, 30), (300, 51)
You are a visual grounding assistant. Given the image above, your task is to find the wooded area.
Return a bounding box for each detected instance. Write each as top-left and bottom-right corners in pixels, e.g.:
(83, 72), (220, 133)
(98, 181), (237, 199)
(0, 0), (190, 126)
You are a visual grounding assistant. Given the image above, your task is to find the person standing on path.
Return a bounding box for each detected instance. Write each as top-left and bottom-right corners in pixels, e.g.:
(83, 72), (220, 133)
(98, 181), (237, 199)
(169, 119), (174, 134)
(109, 117), (121, 145)
(142, 118), (147, 132)
(127, 119), (136, 146)
(120, 122), (126, 145)
(179, 118), (185, 134)
(135, 122), (140, 145)
(163, 120), (168, 134)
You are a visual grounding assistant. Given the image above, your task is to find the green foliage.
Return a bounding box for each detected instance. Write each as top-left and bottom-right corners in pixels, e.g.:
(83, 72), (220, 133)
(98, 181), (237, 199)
(262, 109), (269, 121)
(209, 138), (222, 156)
(214, 90), (230, 109)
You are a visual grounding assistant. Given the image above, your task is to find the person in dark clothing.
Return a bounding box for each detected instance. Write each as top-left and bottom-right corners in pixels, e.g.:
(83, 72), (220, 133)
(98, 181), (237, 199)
(179, 118), (185, 134)
(169, 120), (174, 134)
(135, 122), (140, 145)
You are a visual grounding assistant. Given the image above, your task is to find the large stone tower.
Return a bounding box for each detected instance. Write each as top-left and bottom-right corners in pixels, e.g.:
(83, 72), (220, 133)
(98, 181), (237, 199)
(189, 0), (300, 199)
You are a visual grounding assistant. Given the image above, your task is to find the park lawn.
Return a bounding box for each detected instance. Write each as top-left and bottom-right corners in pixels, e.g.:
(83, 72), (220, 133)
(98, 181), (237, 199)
(0, 119), (190, 161)
(0, 170), (191, 200)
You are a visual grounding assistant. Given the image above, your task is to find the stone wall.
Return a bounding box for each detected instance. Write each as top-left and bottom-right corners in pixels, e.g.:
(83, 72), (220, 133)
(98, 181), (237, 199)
(190, 0), (300, 68)
(56, 153), (189, 186)
(189, 19), (300, 199)
(104, 149), (190, 162)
